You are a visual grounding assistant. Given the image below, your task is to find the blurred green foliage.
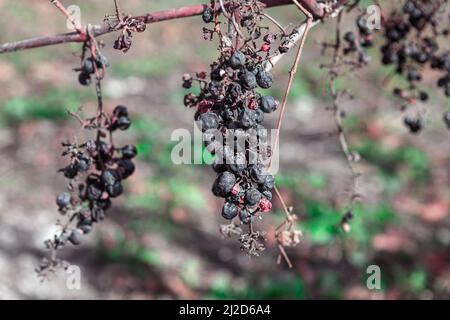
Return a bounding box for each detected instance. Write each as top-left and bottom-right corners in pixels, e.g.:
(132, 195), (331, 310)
(0, 87), (94, 124)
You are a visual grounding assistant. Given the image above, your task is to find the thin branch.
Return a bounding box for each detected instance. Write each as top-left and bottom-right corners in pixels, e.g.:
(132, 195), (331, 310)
(0, 0), (331, 55)
(51, 0), (84, 34)
(269, 0), (313, 171)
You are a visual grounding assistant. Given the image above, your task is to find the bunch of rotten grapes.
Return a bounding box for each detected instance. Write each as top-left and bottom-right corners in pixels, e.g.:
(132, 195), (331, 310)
(182, 1), (302, 226)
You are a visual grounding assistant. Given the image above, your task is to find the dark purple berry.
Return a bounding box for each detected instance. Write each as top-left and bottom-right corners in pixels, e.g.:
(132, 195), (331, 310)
(56, 192), (71, 209)
(239, 209), (251, 224)
(344, 31), (356, 43)
(202, 6), (214, 23)
(95, 54), (109, 68)
(404, 116), (423, 134)
(259, 174), (275, 191)
(250, 164), (268, 184)
(68, 229), (83, 245)
(101, 169), (120, 186)
(63, 164), (78, 179)
(76, 156), (90, 172)
(238, 108), (258, 129)
(116, 116), (131, 130)
(82, 58), (95, 74)
(118, 159), (135, 179)
(78, 72), (91, 86)
(245, 187), (261, 206)
(87, 182), (103, 201)
(122, 145), (138, 159)
(256, 70), (273, 89)
(198, 112), (219, 131)
(222, 202), (238, 220)
(77, 219), (93, 234)
(229, 51), (246, 69)
(113, 105), (128, 118)
(107, 182), (123, 198)
(419, 91), (428, 101)
(239, 71), (257, 90)
(259, 96), (278, 113)
(212, 171), (236, 198)
(262, 190), (272, 201)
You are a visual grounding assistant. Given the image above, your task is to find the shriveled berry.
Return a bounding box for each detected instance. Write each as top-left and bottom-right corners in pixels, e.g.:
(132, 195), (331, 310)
(77, 219), (93, 234)
(256, 70), (273, 89)
(87, 182), (103, 201)
(63, 164), (78, 179)
(259, 95), (278, 113)
(229, 154), (246, 173)
(212, 171), (236, 197)
(122, 145), (138, 159)
(56, 192), (71, 209)
(259, 198), (272, 213)
(198, 112), (219, 131)
(82, 58), (95, 74)
(222, 202), (238, 220)
(118, 159), (135, 178)
(263, 33), (276, 44)
(91, 207), (105, 222)
(97, 199), (112, 211)
(229, 51), (246, 69)
(418, 91), (428, 101)
(68, 229), (83, 245)
(250, 164), (268, 184)
(78, 72), (91, 86)
(406, 68), (421, 82)
(279, 41), (290, 53)
(239, 71), (257, 90)
(76, 156), (90, 172)
(239, 209), (251, 224)
(404, 116), (423, 134)
(101, 169), (120, 186)
(238, 108), (258, 129)
(202, 6), (214, 23)
(228, 82), (242, 99)
(107, 182), (123, 198)
(116, 116), (131, 130)
(344, 31), (356, 43)
(182, 74), (193, 89)
(262, 190), (272, 201)
(259, 174), (275, 191)
(245, 187), (261, 206)
(113, 105), (128, 118)
(95, 54), (110, 68)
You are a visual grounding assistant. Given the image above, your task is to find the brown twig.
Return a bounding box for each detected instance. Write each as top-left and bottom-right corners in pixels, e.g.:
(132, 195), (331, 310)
(50, 0), (85, 36)
(0, 0), (330, 55)
(269, 0), (313, 172)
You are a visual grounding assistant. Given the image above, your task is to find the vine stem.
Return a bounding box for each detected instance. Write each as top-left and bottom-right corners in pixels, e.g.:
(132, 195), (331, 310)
(50, 0), (85, 35)
(269, 0), (313, 172)
(0, 0), (332, 54)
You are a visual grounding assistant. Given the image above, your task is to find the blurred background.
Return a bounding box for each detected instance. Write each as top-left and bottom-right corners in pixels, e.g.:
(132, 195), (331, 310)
(0, 0), (450, 299)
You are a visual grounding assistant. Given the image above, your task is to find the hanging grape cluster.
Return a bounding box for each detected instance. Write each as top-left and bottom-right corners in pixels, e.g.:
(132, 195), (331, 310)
(379, 0), (450, 133)
(182, 0), (301, 252)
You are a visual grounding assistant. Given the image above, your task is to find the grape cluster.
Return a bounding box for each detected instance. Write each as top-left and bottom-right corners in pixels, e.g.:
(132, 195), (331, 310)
(51, 105), (136, 248)
(380, 0), (450, 132)
(341, 14), (375, 65)
(183, 3), (289, 226)
(77, 54), (110, 86)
